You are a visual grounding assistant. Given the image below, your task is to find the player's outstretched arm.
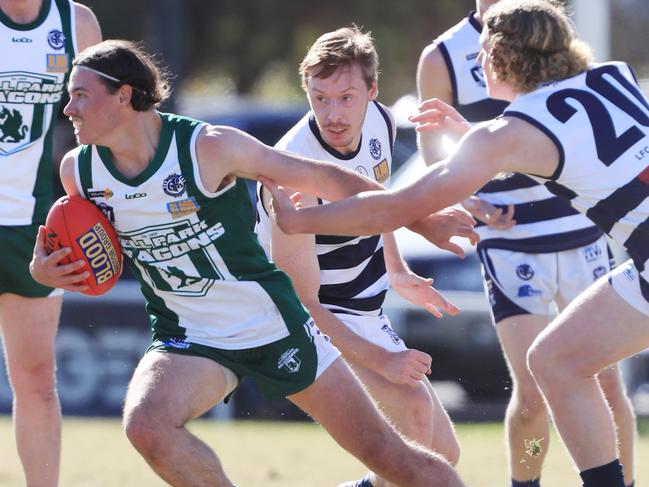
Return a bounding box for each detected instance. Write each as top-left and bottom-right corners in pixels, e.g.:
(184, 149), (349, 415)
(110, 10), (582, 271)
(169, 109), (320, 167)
(265, 118), (552, 243)
(195, 125), (384, 202)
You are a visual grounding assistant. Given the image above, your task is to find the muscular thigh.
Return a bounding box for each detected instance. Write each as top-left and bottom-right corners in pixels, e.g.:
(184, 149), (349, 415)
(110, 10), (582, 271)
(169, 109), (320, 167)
(124, 351), (235, 422)
(0, 293), (62, 372)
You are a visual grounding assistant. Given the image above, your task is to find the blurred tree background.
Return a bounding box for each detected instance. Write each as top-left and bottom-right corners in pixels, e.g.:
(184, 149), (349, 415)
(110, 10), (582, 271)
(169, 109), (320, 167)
(82, 0), (648, 111)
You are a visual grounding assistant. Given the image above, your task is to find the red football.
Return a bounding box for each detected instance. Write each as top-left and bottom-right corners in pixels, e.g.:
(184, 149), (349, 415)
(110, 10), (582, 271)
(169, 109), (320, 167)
(44, 195), (123, 296)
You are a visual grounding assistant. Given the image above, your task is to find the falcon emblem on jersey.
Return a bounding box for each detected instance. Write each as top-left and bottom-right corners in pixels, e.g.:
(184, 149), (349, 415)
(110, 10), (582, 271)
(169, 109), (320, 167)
(163, 173), (186, 197)
(373, 159), (390, 183)
(47, 29), (66, 50)
(369, 137), (382, 160)
(0, 106), (28, 143)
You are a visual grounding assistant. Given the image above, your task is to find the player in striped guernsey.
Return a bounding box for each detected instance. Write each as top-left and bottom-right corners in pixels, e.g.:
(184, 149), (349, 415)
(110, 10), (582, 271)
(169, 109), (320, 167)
(416, 2), (635, 486)
(256, 26), (478, 487)
(30, 40), (468, 487)
(266, 1), (649, 486)
(0, 1), (100, 485)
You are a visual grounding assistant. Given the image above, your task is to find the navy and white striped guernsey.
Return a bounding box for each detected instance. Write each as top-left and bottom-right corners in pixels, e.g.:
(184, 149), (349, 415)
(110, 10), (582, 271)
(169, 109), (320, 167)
(505, 62), (649, 289)
(435, 11), (602, 252)
(256, 101), (394, 316)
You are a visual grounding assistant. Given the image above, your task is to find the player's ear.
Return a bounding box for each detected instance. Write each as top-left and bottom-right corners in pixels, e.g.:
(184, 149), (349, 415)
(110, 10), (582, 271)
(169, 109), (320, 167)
(368, 81), (378, 101)
(118, 84), (132, 106)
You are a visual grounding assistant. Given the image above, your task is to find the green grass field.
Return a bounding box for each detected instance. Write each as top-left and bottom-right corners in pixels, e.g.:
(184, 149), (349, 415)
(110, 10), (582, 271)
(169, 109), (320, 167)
(1, 416), (647, 486)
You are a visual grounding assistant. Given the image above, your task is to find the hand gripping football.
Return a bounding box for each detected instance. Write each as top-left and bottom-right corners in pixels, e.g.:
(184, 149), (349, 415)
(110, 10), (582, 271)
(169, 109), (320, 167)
(45, 195), (123, 296)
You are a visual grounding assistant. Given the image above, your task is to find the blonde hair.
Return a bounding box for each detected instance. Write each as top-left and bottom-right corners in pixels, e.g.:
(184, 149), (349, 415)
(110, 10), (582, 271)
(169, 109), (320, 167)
(299, 25), (379, 91)
(484, 0), (592, 93)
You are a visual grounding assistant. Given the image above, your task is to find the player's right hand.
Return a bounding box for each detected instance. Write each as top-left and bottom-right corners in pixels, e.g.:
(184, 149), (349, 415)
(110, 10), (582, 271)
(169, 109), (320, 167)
(259, 177), (303, 234)
(409, 98), (472, 142)
(380, 349), (433, 387)
(29, 225), (90, 292)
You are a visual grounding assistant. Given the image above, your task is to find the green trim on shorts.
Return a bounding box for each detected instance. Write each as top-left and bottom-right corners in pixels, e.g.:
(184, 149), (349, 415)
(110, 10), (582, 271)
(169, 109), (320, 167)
(147, 323), (318, 400)
(0, 224), (56, 297)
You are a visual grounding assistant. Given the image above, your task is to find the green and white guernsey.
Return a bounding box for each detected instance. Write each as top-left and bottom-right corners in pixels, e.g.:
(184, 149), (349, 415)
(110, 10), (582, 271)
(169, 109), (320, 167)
(72, 113), (310, 350)
(0, 0), (77, 225)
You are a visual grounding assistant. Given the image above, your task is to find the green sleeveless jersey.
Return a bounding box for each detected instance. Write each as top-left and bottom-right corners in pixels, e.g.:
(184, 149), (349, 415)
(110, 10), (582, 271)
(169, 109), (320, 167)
(72, 113), (309, 349)
(0, 0), (76, 224)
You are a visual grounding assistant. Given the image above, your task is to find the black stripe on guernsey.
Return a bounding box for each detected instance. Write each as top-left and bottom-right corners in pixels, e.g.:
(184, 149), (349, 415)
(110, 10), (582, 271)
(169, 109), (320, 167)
(437, 42), (459, 108)
(544, 180), (578, 200)
(641, 276), (649, 302)
(474, 197), (580, 228)
(457, 99), (509, 123)
(625, 217), (649, 272)
(477, 226), (602, 253)
(467, 11), (482, 33)
(374, 101), (394, 154)
(586, 176), (649, 234)
(504, 111), (565, 181)
(316, 235), (359, 245)
(323, 291), (388, 314)
(319, 249), (387, 307)
(479, 173), (540, 193)
(308, 115), (362, 160)
(317, 235), (381, 270)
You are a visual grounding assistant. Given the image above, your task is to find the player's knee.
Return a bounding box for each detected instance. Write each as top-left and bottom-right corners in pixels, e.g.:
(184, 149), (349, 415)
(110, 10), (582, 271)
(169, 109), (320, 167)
(526, 338), (559, 386)
(511, 381), (547, 420)
(440, 437), (460, 466)
(123, 403), (164, 454)
(403, 385), (435, 437)
(8, 358), (57, 401)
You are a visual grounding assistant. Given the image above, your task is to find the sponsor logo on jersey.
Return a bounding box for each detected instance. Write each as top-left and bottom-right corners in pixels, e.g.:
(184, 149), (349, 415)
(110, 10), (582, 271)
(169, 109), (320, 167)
(163, 173), (186, 197)
(593, 266), (607, 280)
(76, 223), (121, 285)
(167, 197), (200, 219)
(623, 262), (636, 281)
(97, 202), (115, 222)
(582, 243), (602, 262)
(12, 37), (33, 43)
(120, 220), (225, 263)
(46, 53), (69, 73)
(125, 192), (147, 200)
(0, 73), (65, 105)
(88, 188), (114, 200)
(47, 29), (66, 50)
(161, 338), (191, 349)
(516, 263), (534, 280)
(470, 65), (486, 88)
(465, 52), (479, 61)
(0, 105), (28, 143)
(369, 137), (382, 160)
(373, 159), (390, 183)
(277, 348), (301, 373)
(518, 284), (542, 297)
(381, 324), (402, 345)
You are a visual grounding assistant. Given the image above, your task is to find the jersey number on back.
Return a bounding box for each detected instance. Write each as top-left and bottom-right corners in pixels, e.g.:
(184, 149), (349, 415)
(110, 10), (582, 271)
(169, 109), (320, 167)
(547, 65), (649, 166)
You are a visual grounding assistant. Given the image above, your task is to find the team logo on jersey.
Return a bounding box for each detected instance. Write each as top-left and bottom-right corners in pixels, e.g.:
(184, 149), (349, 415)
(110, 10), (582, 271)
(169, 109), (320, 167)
(97, 202), (115, 222)
(355, 165), (369, 177)
(47, 29), (66, 50)
(470, 65), (486, 88)
(518, 284), (541, 297)
(0, 105), (28, 143)
(163, 173), (186, 197)
(166, 197), (200, 219)
(277, 348), (301, 373)
(88, 188), (114, 200)
(46, 53), (69, 73)
(373, 159), (390, 183)
(369, 138), (382, 160)
(516, 263), (534, 281)
(582, 243), (602, 262)
(593, 266), (607, 280)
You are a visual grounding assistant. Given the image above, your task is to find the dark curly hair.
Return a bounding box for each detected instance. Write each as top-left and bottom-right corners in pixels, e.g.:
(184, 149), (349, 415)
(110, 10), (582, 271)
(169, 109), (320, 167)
(73, 39), (172, 111)
(484, 0), (592, 93)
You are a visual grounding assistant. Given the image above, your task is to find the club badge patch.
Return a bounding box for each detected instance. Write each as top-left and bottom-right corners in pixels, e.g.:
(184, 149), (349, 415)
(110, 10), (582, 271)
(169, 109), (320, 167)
(369, 138), (382, 160)
(46, 53), (68, 73)
(47, 30), (66, 50)
(373, 159), (390, 183)
(163, 173), (186, 198)
(166, 197), (200, 219)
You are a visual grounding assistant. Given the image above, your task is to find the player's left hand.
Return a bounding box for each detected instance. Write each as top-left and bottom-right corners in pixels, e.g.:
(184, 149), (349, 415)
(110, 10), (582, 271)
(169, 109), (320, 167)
(409, 207), (479, 258)
(389, 270), (460, 317)
(260, 177), (302, 234)
(409, 98), (472, 142)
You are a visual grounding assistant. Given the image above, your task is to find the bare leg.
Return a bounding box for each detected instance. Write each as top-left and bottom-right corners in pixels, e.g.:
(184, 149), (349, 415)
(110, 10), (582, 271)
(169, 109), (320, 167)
(598, 365), (636, 486)
(528, 280), (649, 472)
(496, 314), (550, 483)
(349, 362), (460, 487)
(123, 351), (235, 487)
(289, 358), (465, 487)
(0, 293), (62, 487)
